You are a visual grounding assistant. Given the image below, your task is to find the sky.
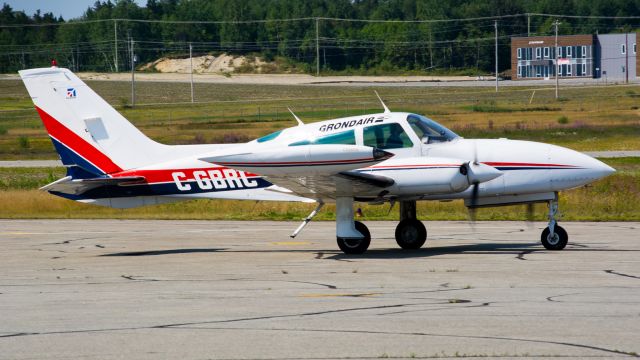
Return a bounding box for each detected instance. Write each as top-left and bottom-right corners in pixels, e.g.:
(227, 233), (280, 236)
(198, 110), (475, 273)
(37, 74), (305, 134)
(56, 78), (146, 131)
(3, 0), (146, 20)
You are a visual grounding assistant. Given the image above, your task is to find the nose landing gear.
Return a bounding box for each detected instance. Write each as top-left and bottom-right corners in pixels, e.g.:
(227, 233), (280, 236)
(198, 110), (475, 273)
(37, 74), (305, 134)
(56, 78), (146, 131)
(541, 196), (568, 250)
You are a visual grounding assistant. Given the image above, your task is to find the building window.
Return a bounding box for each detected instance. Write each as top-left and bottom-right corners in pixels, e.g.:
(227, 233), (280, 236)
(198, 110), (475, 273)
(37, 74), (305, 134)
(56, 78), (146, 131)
(634, 43), (637, 54)
(557, 46), (562, 58)
(566, 46), (572, 57)
(621, 44), (626, 54)
(582, 46), (587, 58)
(567, 64), (572, 76)
(517, 48), (522, 59)
(517, 65), (522, 77)
(582, 63), (587, 76)
(544, 47), (549, 58)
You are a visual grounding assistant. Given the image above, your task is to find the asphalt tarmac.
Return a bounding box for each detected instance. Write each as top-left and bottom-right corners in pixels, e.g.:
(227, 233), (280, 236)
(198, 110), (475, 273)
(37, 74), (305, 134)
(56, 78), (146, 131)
(0, 220), (638, 359)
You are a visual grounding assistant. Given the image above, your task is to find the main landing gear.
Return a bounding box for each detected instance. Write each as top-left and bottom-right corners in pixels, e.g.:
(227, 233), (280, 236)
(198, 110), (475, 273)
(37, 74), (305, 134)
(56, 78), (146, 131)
(334, 197), (371, 254)
(334, 198), (427, 254)
(395, 201), (427, 250)
(541, 196), (568, 250)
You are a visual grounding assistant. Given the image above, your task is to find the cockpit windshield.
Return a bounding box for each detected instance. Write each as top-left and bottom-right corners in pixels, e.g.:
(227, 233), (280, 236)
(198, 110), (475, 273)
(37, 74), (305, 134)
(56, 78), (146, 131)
(407, 114), (459, 144)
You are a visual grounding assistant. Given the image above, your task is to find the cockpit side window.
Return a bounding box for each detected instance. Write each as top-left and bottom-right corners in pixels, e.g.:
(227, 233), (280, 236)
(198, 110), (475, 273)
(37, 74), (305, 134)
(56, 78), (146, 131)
(289, 129), (356, 146)
(363, 123), (413, 149)
(407, 114), (459, 144)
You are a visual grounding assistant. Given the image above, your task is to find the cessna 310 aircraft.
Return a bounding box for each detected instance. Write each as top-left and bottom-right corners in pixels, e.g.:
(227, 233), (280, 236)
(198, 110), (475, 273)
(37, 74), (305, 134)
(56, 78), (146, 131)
(20, 67), (615, 254)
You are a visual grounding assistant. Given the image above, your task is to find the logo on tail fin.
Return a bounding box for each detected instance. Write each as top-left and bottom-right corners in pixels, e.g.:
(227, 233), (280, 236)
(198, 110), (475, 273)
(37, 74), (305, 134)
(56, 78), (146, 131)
(66, 88), (76, 99)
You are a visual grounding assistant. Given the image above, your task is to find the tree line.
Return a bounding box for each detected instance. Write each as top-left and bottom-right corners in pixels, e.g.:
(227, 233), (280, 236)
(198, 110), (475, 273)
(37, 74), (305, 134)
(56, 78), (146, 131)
(1, 0), (639, 74)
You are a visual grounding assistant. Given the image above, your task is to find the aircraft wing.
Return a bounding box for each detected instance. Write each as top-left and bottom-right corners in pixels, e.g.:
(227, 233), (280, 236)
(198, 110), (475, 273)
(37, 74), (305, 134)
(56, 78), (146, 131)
(199, 144), (395, 201)
(263, 171), (394, 200)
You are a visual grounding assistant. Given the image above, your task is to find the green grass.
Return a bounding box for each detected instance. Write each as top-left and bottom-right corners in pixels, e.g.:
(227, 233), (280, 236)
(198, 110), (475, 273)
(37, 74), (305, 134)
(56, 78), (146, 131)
(0, 158), (637, 221)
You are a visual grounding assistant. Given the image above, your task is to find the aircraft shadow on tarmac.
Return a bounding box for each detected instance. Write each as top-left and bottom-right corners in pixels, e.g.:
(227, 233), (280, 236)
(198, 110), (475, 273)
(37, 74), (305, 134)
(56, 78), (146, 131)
(327, 242), (542, 260)
(100, 248), (225, 256)
(98, 242), (623, 259)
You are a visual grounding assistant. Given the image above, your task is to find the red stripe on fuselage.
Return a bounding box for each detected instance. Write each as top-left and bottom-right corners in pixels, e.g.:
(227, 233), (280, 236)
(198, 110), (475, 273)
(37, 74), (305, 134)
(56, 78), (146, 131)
(482, 162), (577, 168)
(369, 163), (461, 169)
(35, 106), (123, 174)
(215, 157), (375, 166)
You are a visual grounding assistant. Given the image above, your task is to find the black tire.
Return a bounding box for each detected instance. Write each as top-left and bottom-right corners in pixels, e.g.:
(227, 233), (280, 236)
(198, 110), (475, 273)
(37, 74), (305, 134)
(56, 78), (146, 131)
(337, 221), (371, 255)
(395, 219), (427, 250)
(541, 225), (568, 250)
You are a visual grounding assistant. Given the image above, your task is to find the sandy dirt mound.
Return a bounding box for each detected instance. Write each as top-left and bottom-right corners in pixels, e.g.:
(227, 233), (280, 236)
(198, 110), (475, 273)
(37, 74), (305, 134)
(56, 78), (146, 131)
(140, 54), (266, 73)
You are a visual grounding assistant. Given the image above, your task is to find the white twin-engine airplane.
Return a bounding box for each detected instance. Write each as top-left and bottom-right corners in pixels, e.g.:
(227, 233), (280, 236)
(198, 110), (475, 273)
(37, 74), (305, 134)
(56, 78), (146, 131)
(20, 67), (615, 254)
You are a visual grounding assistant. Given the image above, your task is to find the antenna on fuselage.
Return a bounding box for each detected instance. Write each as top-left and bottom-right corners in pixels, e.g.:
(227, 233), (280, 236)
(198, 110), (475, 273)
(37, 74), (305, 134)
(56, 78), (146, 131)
(374, 90), (390, 114)
(288, 107), (304, 126)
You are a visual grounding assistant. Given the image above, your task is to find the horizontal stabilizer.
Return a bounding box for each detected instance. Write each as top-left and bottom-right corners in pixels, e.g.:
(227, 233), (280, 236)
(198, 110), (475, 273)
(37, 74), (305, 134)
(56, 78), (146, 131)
(41, 176), (146, 195)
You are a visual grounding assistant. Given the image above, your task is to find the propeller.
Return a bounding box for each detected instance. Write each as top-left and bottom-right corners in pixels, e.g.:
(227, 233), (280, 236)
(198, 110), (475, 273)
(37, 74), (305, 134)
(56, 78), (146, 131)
(463, 141), (503, 222)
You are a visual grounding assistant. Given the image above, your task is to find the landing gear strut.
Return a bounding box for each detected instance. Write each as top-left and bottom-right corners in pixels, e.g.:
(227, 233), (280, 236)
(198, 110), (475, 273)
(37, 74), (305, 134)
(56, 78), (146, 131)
(395, 201), (427, 250)
(336, 197), (370, 254)
(541, 195), (568, 250)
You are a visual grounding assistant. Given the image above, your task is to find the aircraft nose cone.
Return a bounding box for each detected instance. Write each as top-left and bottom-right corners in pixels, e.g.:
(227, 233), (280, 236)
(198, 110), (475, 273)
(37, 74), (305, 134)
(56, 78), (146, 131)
(588, 157), (616, 179)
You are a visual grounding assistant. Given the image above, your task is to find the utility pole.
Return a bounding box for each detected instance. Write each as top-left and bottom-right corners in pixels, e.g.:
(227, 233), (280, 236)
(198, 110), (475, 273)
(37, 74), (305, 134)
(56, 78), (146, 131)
(554, 20), (559, 99)
(130, 37), (135, 107)
(114, 20), (118, 73)
(189, 42), (194, 103)
(494, 20), (498, 92)
(315, 17), (320, 77)
(625, 33), (629, 84)
(527, 13), (530, 37)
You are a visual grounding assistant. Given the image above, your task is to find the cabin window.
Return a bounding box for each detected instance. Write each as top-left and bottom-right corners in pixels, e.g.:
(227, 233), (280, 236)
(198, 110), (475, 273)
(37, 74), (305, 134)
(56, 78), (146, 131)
(363, 123), (413, 149)
(289, 130), (355, 146)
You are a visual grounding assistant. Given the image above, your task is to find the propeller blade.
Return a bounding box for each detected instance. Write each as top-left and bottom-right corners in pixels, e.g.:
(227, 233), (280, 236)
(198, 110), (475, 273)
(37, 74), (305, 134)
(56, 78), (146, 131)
(526, 203), (535, 222)
(468, 182), (479, 222)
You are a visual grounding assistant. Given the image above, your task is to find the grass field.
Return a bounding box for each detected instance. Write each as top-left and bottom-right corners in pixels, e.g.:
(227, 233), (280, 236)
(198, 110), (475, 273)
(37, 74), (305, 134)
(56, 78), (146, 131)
(0, 79), (639, 160)
(0, 157), (637, 221)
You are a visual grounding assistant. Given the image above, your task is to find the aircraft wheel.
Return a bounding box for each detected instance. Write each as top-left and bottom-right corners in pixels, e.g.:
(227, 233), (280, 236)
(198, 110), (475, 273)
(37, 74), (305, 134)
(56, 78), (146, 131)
(541, 225), (568, 250)
(337, 221), (371, 254)
(395, 219), (427, 250)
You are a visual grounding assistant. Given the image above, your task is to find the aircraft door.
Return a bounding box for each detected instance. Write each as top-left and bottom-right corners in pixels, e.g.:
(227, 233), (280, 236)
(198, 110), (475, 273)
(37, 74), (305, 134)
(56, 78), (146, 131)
(360, 122), (420, 157)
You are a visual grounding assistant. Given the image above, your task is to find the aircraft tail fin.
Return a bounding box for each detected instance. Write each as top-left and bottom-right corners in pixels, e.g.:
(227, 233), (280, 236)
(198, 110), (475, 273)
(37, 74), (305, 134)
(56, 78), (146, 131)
(19, 67), (168, 176)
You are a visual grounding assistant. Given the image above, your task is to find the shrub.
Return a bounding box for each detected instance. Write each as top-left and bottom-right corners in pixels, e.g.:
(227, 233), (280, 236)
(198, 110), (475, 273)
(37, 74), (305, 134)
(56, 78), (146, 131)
(557, 115), (569, 124)
(18, 136), (30, 148)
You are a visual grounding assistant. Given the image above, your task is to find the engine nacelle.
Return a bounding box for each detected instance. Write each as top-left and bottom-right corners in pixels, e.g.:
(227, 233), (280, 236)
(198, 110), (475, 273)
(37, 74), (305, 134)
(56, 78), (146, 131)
(360, 157), (501, 195)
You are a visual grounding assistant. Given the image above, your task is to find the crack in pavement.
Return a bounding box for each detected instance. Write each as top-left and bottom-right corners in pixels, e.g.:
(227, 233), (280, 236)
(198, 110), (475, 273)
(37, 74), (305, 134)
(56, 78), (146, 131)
(378, 301), (490, 315)
(546, 293), (582, 302)
(605, 270), (640, 280)
(0, 302), (424, 339)
(516, 250), (535, 260)
(160, 326), (640, 357)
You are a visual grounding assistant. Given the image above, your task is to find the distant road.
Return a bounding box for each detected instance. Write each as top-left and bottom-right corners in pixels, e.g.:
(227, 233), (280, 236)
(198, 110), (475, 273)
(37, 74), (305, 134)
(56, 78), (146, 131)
(2, 72), (638, 87)
(1, 151), (637, 168)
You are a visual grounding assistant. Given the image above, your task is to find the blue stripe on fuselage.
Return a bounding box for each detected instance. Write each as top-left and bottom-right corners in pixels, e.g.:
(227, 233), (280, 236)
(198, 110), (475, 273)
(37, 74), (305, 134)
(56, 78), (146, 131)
(49, 178), (273, 201)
